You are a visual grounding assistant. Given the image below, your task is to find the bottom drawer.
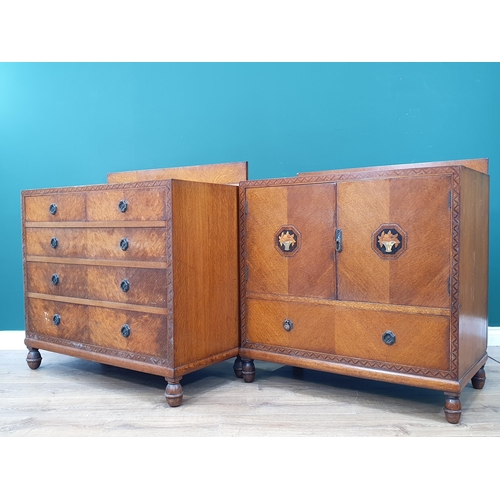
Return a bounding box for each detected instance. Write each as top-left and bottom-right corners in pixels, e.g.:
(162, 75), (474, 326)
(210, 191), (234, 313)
(27, 298), (168, 358)
(245, 299), (451, 371)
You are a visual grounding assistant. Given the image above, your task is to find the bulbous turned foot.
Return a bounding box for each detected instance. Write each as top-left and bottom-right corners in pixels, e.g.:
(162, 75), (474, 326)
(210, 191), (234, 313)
(444, 393), (461, 424)
(241, 358), (255, 383)
(471, 366), (486, 389)
(233, 356), (243, 378)
(26, 348), (42, 370)
(165, 378), (183, 407)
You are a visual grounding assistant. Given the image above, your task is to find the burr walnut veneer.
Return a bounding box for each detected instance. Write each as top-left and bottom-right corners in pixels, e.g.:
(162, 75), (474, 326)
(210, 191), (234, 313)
(22, 162), (246, 406)
(238, 159), (489, 423)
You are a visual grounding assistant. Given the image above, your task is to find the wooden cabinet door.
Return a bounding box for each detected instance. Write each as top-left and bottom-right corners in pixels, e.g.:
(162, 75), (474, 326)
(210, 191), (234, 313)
(245, 183), (336, 299)
(336, 174), (452, 308)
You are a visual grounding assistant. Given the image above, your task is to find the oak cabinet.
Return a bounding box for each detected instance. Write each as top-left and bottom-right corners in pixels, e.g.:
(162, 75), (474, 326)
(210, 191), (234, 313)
(23, 162), (246, 406)
(239, 159), (489, 423)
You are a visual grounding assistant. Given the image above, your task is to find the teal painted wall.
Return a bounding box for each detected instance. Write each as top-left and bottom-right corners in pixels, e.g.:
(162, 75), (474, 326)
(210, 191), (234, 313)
(1, 62), (499, 329)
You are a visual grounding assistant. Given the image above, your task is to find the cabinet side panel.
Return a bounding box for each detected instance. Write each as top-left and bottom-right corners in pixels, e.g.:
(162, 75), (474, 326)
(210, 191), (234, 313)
(172, 181), (240, 366)
(458, 168), (489, 379)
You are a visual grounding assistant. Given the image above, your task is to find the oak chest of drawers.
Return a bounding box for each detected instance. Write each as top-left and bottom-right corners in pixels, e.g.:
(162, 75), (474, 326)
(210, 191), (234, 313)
(238, 159), (489, 423)
(22, 162), (246, 406)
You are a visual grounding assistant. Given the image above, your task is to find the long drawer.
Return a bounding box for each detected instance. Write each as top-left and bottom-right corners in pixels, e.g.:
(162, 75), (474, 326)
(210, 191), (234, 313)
(246, 299), (450, 371)
(26, 262), (167, 306)
(27, 298), (168, 358)
(25, 227), (167, 261)
(24, 188), (166, 222)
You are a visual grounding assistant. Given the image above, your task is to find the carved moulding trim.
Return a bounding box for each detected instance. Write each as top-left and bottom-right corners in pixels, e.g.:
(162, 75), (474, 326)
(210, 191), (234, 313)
(26, 333), (169, 367)
(242, 341), (455, 380)
(22, 180), (173, 196)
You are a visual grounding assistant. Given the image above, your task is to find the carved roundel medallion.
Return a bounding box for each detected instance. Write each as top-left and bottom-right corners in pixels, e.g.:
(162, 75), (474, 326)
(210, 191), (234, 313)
(372, 223), (407, 260)
(275, 225), (302, 256)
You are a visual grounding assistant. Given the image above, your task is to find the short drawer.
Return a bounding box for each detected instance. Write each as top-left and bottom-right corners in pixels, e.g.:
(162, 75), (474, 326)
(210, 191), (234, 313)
(86, 266), (167, 306)
(25, 228), (86, 258)
(25, 193), (86, 222)
(87, 306), (168, 357)
(27, 298), (89, 342)
(86, 188), (166, 221)
(334, 307), (450, 371)
(26, 262), (88, 298)
(85, 228), (166, 261)
(246, 299), (336, 354)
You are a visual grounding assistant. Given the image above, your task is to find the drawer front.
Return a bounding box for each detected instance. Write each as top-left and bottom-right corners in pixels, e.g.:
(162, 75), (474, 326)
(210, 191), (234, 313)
(25, 228), (167, 261)
(27, 298), (89, 342)
(26, 262), (88, 298)
(334, 307), (450, 371)
(246, 299), (336, 354)
(86, 266), (167, 306)
(87, 306), (168, 357)
(86, 189), (166, 221)
(25, 194), (86, 222)
(25, 228), (86, 258)
(86, 228), (167, 261)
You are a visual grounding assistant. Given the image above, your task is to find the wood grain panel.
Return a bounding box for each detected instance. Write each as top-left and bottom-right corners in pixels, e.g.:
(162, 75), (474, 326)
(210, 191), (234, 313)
(458, 167), (489, 378)
(27, 299), (89, 343)
(86, 188), (165, 221)
(87, 306), (168, 358)
(25, 193), (86, 222)
(107, 162), (248, 184)
(85, 228), (166, 261)
(246, 299), (336, 354)
(25, 228), (86, 258)
(86, 266), (167, 306)
(334, 307), (450, 371)
(26, 262), (88, 298)
(337, 175), (451, 308)
(172, 181), (239, 366)
(245, 183), (335, 298)
(337, 179), (390, 303)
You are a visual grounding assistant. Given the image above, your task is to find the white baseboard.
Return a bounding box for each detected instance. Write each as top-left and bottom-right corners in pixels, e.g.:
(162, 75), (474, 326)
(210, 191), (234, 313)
(2, 328), (500, 350)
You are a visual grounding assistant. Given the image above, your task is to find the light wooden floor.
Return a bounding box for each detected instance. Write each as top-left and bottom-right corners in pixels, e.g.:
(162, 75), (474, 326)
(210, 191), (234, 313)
(1, 335), (499, 437)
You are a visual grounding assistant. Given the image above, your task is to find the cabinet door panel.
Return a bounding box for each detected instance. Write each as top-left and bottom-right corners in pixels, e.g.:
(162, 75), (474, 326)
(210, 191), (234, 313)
(337, 175), (451, 308)
(245, 183), (336, 299)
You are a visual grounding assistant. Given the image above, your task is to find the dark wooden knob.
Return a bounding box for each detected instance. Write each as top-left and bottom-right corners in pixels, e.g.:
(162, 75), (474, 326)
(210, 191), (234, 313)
(120, 279), (130, 292)
(49, 203), (57, 215)
(283, 319), (294, 332)
(120, 238), (129, 251)
(121, 324), (131, 338)
(382, 330), (396, 345)
(53, 314), (61, 326)
(50, 237), (58, 249)
(118, 200), (128, 213)
(51, 273), (60, 286)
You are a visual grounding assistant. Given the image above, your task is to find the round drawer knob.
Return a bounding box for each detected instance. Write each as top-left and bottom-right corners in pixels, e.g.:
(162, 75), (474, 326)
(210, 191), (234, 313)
(118, 200), (128, 213)
(283, 319), (294, 332)
(121, 324), (131, 338)
(51, 274), (60, 286)
(50, 237), (58, 249)
(49, 203), (57, 215)
(53, 314), (61, 326)
(382, 330), (396, 345)
(120, 238), (129, 251)
(120, 279), (130, 292)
